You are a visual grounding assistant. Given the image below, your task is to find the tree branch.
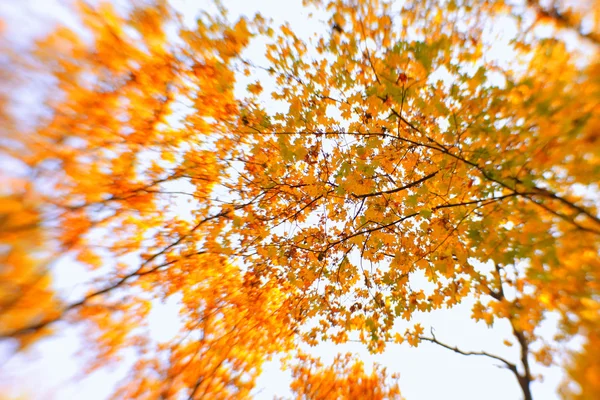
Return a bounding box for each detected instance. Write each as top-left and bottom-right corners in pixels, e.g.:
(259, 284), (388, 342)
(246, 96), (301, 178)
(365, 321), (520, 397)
(352, 170), (439, 199)
(420, 331), (533, 400)
(420, 333), (518, 373)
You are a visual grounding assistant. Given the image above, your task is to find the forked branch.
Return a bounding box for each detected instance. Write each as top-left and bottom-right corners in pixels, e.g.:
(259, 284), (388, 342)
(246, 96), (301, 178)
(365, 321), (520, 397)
(421, 328), (533, 400)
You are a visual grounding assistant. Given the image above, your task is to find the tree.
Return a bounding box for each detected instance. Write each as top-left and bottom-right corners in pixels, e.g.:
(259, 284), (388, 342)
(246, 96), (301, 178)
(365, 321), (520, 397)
(0, 0), (599, 398)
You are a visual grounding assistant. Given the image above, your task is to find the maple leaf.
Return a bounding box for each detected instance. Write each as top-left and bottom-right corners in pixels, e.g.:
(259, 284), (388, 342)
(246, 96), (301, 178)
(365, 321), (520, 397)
(1, 0), (600, 399)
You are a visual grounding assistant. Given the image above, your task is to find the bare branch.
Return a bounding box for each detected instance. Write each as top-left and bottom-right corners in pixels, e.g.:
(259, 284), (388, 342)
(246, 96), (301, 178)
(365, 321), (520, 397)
(419, 333), (518, 373)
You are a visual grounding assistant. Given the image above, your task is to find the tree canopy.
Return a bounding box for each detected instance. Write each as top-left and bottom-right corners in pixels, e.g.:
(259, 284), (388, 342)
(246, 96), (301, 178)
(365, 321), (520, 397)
(1, 0), (599, 399)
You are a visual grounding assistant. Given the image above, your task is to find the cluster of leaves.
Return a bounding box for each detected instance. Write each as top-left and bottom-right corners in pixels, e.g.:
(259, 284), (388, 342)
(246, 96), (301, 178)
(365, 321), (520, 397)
(0, 0), (599, 398)
(285, 352), (402, 399)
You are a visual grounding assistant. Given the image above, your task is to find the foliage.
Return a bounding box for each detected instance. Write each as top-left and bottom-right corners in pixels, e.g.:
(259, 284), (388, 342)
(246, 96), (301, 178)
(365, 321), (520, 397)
(286, 352), (402, 399)
(0, 0), (599, 398)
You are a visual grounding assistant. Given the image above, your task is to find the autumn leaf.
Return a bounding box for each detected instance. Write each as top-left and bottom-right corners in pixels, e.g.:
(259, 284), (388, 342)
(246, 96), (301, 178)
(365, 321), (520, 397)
(1, 0), (600, 399)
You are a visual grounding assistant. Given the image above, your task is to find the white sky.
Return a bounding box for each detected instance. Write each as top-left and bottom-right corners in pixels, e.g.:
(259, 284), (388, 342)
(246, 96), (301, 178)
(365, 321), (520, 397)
(0, 0), (574, 399)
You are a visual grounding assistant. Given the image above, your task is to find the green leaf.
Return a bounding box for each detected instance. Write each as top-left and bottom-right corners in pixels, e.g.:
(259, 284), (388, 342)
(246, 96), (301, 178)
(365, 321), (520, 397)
(419, 209), (432, 219)
(365, 317), (376, 331)
(335, 185), (346, 195)
(337, 161), (351, 178)
(413, 41), (433, 73)
(406, 194), (419, 207)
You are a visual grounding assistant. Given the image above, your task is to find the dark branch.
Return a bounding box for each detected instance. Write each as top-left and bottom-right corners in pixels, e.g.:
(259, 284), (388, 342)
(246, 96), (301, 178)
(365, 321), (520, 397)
(420, 334), (518, 373)
(352, 170), (439, 199)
